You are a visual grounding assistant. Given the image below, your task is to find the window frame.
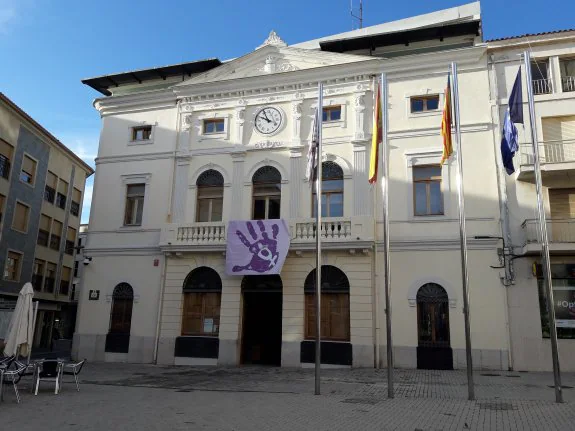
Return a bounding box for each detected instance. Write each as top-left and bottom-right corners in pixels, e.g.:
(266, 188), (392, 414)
(410, 95), (440, 113)
(131, 125), (153, 142)
(202, 118), (226, 135)
(11, 200), (31, 233)
(121, 174), (151, 228)
(0, 139), (13, 181)
(123, 183), (146, 226)
(19, 153), (38, 187)
(181, 267), (222, 337)
(312, 162), (344, 218)
(413, 164), (444, 217)
(195, 170), (224, 223)
(0, 193), (6, 225)
(322, 105), (342, 123)
(251, 166), (282, 220)
(4, 250), (23, 282)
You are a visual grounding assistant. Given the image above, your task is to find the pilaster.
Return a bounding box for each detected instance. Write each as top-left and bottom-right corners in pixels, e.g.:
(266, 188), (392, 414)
(353, 142), (370, 216)
(231, 151), (246, 219)
(289, 148), (304, 218)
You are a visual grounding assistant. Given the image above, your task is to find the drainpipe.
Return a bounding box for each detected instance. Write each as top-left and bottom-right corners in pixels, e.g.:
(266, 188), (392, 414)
(153, 255), (168, 364)
(489, 53), (514, 371)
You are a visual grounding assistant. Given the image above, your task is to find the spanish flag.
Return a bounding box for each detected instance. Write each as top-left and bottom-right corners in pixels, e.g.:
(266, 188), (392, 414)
(368, 81), (382, 184)
(440, 74), (453, 164)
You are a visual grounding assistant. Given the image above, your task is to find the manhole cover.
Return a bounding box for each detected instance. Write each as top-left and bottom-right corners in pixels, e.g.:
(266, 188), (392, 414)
(480, 373), (501, 377)
(341, 398), (380, 405)
(479, 402), (516, 411)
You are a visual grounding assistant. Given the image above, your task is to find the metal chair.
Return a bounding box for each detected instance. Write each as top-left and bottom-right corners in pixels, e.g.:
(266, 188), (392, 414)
(34, 360), (62, 395)
(62, 359), (86, 391)
(0, 355), (15, 366)
(1, 364), (27, 403)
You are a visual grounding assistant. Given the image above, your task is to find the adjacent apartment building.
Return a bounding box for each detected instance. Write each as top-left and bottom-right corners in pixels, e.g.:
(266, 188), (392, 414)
(0, 93), (94, 349)
(75, 2), (575, 372)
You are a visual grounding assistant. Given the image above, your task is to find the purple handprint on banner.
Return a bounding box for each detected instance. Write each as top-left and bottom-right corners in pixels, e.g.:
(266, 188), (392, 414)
(232, 220), (280, 273)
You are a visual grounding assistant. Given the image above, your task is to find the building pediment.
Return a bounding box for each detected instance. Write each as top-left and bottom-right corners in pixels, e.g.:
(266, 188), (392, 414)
(173, 43), (376, 88)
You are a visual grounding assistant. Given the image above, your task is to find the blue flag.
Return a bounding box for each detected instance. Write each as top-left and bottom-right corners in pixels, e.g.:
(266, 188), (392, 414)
(501, 68), (523, 175)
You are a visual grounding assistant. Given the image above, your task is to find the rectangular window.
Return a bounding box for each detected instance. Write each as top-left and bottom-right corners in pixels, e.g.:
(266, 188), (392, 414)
(74, 260), (79, 278)
(410, 95), (440, 113)
(413, 165), (443, 216)
(71, 187), (81, 216)
(56, 179), (68, 209)
(305, 293), (350, 341)
(0, 193), (5, 223)
(12, 201), (30, 232)
(32, 259), (45, 291)
(50, 220), (63, 251)
(65, 227), (77, 255)
(312, 179), (344, 218)
(203, 119), (225, 134)
(322, 106), (342, 122)
(38, 214), (51, 247)
(560, 58), (575, 92)
(60, 267), (71, 296)
(538, 275), (575, 339)
(44, 171), (57, 203)
(44, 262), (56, 293)
(181, 292), (221, 336)
(20, 154), (37, 185)
(124, 184), (145, 226)
(4, 251), (22, 281)
(531, 59), (552, 94)
(132, 125), (152, 141)
(0, 139), (13, 180)
(252, 183), (281, 220)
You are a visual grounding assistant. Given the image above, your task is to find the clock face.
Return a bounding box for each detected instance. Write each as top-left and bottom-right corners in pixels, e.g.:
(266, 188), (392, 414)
(254, 107), (283, 135)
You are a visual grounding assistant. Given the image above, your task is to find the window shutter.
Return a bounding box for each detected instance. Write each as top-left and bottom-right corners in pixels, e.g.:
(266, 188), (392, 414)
(550, 188), (575, 219)
(67, 227), (77, 241)
(40, 214), (51, 231)
(22, 155), (35, 175)
(73, 187), (82, 202)
(46, 171), (57, 188)
(13, 202), (28, 231)
(0, 139), (13, 159)
(52, 220), (63, 236)
(542, 116), (575, 142)
(58, 179), (69, 195)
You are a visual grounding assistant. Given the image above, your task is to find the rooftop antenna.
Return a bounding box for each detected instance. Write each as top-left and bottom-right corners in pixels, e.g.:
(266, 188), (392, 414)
(351, 0), (363, 30)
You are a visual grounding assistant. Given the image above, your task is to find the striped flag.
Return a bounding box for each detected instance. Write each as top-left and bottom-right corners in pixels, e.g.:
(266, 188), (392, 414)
(368, 81), (382, 184)
(440, 74), (453, 164)
(305, 108), (320, 187)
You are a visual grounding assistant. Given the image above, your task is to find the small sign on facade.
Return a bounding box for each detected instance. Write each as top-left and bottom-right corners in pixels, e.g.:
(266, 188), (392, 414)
(89, 290), (100, 300)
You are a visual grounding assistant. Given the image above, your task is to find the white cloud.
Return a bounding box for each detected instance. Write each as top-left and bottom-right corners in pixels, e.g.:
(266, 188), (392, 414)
(60, 135), (98, 168)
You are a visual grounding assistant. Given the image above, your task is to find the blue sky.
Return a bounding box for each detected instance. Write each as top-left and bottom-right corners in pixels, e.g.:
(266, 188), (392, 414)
(1, 0), (574, 223)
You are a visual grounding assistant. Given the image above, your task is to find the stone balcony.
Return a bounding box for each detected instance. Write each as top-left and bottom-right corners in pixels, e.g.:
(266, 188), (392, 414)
(159, 216), (374, 253)
(518, 140), (575, 183)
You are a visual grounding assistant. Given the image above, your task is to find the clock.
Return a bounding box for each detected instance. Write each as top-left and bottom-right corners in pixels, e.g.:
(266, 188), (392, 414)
(254, 106), (283, 135)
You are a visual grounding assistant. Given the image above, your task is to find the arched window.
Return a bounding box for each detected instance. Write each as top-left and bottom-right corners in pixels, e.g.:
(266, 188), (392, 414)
(182, 267), (222, 336)
(252, 166), (281, 220)
(109, 283), (134, 335)
(312, 161), (343, 217)
(417, 283), (450, 347)
(304, 265), (350, 341)
(196, 169), (224, 222)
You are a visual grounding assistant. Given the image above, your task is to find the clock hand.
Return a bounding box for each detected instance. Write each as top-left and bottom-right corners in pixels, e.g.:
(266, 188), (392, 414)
(259, 114), (271, 123)
(263, 111), (272, 122)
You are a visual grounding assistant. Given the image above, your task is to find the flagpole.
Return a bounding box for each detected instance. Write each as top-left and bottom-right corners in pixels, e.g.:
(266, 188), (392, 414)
(380, 73), (394, 398)
(451, 62), (475, 401)
(315, 82), (323, 396)
(523, 50), (563, 403)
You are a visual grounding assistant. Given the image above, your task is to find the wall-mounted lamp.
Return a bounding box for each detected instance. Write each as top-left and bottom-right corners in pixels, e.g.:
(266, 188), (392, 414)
(83, 257), (93, 265)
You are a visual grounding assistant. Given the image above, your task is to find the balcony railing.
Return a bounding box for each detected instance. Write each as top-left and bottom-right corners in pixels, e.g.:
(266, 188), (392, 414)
(37, 229), (49, 247)
(32, 274), (43, 291)
(522, 219), (575, 244)
(562, 76), (575, 93)
(70, 201), (80, 217)
(520, 140), (575, 165)
(292, 218), (352, 242)
(160, 217), (372, 249)
(49, 234), (61, 251)
(44, 185), (55, 203)
(532, 78), (553, 95)
(0, 155), (10, 180)
(44, 277), (55, 293)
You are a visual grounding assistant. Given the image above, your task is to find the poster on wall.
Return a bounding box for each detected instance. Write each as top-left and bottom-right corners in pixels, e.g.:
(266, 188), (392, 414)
(554, 286), (575, 328)
(225, 219), (290, 276)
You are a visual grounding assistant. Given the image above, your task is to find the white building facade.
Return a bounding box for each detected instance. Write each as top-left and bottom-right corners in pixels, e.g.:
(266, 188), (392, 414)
(75, 2), (573, 371)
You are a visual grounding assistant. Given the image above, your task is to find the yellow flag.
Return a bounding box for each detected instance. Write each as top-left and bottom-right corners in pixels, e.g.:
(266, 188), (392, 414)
(368, 82), (381, 184)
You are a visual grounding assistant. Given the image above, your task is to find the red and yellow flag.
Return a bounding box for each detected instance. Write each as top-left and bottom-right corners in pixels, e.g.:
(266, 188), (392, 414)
(368, 82), (382, 184)
(440, 75), (453, 164)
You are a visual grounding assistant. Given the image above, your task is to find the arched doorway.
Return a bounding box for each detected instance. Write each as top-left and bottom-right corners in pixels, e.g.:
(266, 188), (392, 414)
(416, 283), (452, 370)
(105, 283), (134, 353)
(241, 275), (282, 366)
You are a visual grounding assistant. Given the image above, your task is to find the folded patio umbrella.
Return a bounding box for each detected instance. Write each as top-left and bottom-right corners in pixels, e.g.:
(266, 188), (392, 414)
(3, 283), (35, 357)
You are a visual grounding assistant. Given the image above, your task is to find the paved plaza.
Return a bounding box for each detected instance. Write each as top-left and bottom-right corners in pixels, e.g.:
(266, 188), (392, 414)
(2, 363), (575, 430)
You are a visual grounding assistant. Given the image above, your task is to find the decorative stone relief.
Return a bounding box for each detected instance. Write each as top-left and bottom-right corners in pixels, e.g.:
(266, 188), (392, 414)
(256, 30), (288, 50)
(291, 100), (303, 146)
(235, 106), (246, 143)
(257, 55), (299, 74)
(354, 93), (366, 141)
